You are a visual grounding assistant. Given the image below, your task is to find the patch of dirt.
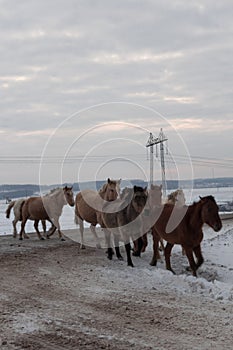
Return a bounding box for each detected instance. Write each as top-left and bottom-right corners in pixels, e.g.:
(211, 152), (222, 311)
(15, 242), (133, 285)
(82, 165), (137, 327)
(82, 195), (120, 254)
(0, 233), (233, 349)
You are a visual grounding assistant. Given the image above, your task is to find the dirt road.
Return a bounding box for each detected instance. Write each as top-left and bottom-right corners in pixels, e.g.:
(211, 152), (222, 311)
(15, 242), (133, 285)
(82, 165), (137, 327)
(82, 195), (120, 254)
(0, 232), (233, 349)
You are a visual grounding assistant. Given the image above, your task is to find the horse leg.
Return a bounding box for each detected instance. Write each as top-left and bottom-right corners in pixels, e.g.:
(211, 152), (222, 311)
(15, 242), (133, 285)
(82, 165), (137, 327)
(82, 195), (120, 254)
(193, 245), (204, 270)
(12, 219), (18, 238)
(77, 218), (85, 249)
(184, 247), (197, 277)
(150, 231), (159, 266)
(90, 224), (101, 249)
(103, 228), (114, 260)
(164, 242), (176, 274)
(159, 238), (165, 253)
(19, 218), (27, 240)
(34, 220), (44, 240)
(141, 233), (148, 253)
(53, 219), (65, 241)
(46, 223), (56, 239)
(132, 237), (143, 257)
(113, 235), (123, 260)
(125, 242), (134, 267)
(41, 220), (46, 234)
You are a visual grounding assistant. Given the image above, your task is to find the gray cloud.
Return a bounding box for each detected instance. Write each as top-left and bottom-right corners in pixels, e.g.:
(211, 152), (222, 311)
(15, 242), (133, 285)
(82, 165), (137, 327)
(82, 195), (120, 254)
(0, 0), (232, 183)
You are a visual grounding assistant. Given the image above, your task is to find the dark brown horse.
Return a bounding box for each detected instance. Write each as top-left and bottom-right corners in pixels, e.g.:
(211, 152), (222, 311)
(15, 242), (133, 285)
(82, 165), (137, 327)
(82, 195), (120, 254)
(74, 178), (121, 249)
(150, 196), (222, 277)
(133, 184), (162, 255)
(19, 186), (75, 241)
(101, 185), (148, 267)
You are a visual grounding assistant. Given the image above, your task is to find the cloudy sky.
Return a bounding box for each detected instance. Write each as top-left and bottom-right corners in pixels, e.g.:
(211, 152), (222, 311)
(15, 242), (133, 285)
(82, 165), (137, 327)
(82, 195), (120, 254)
(0, 0), (232, 185)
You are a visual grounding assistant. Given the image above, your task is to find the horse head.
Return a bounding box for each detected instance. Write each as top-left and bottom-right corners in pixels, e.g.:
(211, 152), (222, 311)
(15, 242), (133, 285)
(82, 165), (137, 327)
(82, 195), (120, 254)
(199, 196), (222, 232)
(100, 178), (120, 201)
(63, 186), (75, 207)
(132, 186), (148, 214)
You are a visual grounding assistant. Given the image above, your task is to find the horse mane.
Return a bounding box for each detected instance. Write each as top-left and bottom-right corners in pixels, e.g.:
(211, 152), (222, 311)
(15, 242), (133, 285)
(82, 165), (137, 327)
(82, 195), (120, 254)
(191, 195), (216, 206)
(167, 189), (183, 201)
(45, 187), (61, 197)
(99, 183), (108, 194)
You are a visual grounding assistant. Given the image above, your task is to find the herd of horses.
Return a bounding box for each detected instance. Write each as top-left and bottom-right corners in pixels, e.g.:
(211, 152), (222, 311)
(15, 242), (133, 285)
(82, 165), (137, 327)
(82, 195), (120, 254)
(5, 179), (222, 277)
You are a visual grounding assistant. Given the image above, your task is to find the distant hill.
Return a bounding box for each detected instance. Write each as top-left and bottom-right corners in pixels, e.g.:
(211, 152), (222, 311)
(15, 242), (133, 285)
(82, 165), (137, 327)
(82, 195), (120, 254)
(1, 177), (233, 200)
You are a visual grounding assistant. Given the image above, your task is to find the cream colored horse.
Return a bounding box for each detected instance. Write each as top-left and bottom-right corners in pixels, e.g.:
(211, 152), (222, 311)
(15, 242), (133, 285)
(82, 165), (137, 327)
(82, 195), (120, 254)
(19, 186), (75, 241)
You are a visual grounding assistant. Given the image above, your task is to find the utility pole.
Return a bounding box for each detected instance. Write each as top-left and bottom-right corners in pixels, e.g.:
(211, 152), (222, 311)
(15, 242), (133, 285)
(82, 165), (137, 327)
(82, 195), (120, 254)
(146, 128), (168, 196)
(146, 132), (159, 188)
(158, 128), (167, 197)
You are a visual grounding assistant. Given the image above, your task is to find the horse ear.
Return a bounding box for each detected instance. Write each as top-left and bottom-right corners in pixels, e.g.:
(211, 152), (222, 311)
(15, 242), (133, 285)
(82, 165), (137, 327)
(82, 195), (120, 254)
(118, 178), (121, 184)
(160, 184), (162, 189)
(144, 186), (147, 192)
(199, 196), (203, 200)
(107, 178), (111, 184)
(64, 185), (67, 190)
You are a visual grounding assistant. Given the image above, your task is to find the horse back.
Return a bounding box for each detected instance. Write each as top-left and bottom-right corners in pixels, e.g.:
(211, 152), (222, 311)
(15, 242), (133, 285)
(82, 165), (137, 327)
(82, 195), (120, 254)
(153, 204), (190, 245)
(22, 197), (48, 221)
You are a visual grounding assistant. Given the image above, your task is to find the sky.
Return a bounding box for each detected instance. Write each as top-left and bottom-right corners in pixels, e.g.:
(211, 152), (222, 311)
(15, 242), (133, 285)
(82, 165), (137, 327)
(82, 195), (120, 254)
(0, 0), (232, 185)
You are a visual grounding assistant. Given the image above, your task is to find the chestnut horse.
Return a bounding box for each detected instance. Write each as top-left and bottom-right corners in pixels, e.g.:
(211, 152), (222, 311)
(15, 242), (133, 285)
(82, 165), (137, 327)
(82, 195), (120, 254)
(74, 178), (121, 249)
(101, 186), (148, 267)
(150, 196), (222, 277)
(19, 186), (75, 241)
(6, 198), (47, 239)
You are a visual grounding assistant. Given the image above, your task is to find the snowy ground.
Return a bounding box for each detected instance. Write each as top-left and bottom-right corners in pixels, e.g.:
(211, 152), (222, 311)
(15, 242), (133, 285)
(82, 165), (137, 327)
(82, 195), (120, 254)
(1, 187), (233, 349)
(0, 218), (233, 349)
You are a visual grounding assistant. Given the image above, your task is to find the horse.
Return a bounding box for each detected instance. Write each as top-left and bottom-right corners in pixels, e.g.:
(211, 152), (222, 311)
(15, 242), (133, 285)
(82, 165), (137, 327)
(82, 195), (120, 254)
(6, 199), (47, 239)
(19, 186), (75, 241)
(163, 188), (186, 255)
(150, 196), (222, 277)
(101, 185), (148, 267)
(74, 178), (121, 249)
(133, 184), (162, 255)
(166, 189), (185, 206)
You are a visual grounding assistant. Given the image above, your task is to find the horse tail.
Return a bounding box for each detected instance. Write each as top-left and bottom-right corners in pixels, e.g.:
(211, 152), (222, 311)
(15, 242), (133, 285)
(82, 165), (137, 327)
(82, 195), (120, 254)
(19, 200), (25, 221)
(5, 201), (16, 218)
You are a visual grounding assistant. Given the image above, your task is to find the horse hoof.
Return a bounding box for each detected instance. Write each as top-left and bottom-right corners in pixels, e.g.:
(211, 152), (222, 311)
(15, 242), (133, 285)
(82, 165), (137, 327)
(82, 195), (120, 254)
(19, 237), (23, 241)
(132, 251), (141, 257)
(46, 235), (50, 239)
(40, 237), (45, 240)
(107, 255), (113, 260)
(80, 245), (86, 250)
(128, 262), (134, 267)
(61, 238), (66, 241)
(117, 255), (123, 261)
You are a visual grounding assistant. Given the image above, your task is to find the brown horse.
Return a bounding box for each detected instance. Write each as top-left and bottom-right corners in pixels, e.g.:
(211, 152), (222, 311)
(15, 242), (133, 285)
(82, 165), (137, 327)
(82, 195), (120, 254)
(74, 178), (121, 249)
(6, 198), (47, 239)
(150, 196), (222, 277)
(19, 186), (75, 241)
(101, 185), (148, 267)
